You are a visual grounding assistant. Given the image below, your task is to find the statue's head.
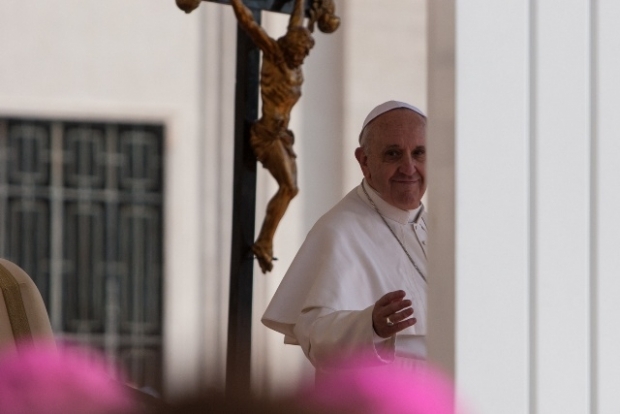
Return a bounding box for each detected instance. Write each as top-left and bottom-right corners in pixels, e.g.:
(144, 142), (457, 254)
(278, 27), (315, 68)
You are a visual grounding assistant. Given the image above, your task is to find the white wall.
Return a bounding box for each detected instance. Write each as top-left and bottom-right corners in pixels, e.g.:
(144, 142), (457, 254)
(428, 1), (620, 413)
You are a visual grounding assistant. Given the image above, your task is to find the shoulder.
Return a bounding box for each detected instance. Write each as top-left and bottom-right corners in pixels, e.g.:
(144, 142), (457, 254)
(294, 188), (376, 260)
(312, 188), (370, 233)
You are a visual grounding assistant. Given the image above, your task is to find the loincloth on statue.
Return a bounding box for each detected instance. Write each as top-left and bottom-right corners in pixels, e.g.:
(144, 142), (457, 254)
(251, 122), (297, 165)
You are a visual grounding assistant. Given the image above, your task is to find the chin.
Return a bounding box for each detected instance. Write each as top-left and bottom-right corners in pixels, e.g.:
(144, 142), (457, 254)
(392, 192), (421, 210)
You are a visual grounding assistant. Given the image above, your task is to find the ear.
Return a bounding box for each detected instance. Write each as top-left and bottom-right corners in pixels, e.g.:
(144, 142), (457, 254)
(355, 147), (370, 178)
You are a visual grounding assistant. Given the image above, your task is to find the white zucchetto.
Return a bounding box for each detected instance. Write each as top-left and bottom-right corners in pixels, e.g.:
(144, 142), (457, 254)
(360, 101), (426, 143)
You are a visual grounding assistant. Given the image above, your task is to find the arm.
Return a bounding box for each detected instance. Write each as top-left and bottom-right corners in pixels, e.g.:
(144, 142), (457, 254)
(230, 0), (278, 55)
(293, 290), (416, 368)
(288, 0), (305, 28)
(294, 305), (396, 368)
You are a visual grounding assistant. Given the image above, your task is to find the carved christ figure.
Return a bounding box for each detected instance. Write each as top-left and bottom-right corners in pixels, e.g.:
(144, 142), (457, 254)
(230, 0), (315, 273)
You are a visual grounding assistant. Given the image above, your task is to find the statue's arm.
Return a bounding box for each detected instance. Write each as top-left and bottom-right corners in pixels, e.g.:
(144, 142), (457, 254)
(230, 0), (277, 56)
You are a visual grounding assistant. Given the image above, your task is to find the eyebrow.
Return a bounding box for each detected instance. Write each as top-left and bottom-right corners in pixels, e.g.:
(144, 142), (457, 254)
(381, 144), (425, 150)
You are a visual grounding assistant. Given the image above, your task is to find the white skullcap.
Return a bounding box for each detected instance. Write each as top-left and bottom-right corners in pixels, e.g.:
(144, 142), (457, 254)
(360, 100), (426, 143)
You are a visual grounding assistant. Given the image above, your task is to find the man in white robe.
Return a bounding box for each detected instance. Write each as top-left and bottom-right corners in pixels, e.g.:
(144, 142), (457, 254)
(262, 101), (428, 373)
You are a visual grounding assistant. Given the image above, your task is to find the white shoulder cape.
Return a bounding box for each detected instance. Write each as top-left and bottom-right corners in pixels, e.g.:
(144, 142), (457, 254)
(261, 183), (428, 345)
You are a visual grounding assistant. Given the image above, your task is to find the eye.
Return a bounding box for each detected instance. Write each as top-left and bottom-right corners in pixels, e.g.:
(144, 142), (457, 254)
(413, 147), (426, 160)
(383, 149), (402, 161)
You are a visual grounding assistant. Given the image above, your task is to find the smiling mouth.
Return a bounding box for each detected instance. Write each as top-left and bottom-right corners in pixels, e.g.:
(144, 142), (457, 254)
(393, 178), (420, 184)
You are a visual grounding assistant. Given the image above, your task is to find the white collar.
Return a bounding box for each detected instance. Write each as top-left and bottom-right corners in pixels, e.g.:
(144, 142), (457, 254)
(357, 180), (424, 225)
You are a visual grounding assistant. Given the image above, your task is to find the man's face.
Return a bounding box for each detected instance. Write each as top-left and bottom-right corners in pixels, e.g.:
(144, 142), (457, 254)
(284, 42), (311, 68)
(355, 109), (427, 210)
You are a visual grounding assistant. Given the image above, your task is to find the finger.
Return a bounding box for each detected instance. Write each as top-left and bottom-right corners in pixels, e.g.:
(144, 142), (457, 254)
(376, 314), (417, 338)
(384, 308), (413, 329)
(387, 306), (414, 324)
(375, 290), (406, 307)
(381, 309), (411, 330)
(380, 299), (412, 317)
(392, 317), (417, 333)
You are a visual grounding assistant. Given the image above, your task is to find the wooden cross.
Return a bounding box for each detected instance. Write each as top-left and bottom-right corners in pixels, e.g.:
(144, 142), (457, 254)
(177, 0), (316, 394)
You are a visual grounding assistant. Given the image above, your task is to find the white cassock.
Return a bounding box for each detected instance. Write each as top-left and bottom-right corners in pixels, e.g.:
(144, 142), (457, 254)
(262, 180), (428, 372)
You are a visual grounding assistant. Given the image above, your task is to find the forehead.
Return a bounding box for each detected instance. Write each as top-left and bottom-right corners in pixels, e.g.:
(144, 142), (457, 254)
(366, 109), (426, 148)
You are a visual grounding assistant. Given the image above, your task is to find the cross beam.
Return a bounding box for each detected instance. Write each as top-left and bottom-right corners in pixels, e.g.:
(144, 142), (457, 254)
(203, 0), (309, 14)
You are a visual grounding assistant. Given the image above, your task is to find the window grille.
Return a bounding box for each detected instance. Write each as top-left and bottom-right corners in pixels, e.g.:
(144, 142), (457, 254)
(0, 118), (164, 393)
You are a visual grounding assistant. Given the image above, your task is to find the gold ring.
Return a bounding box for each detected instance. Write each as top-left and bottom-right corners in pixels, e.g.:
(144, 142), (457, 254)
(386, 316), (394, 327)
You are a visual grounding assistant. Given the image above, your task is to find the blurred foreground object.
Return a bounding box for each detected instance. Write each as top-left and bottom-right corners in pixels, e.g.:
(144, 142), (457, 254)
(0, 344), (136, 414)
(0, 259), (54, 350)
(152, 392), (322, 414)
(298, 354), (464, 414)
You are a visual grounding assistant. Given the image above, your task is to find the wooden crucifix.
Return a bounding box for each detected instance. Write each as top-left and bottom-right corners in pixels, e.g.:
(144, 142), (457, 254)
(176, 0), (339, 393)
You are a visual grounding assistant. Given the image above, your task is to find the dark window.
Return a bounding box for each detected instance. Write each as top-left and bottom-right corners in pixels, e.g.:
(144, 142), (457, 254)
(0, 118), (164, 393)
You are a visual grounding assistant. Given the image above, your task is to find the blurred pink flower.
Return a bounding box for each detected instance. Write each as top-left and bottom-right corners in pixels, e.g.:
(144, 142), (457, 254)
(0, 343), (135, 414)
(298, 353), (459, 414)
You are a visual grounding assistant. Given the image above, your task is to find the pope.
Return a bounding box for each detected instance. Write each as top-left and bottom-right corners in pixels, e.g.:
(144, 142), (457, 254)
(262, 100), (429, 376)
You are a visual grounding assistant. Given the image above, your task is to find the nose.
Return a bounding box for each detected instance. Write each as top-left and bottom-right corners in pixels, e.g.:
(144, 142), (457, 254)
(398, 154), (417, 175)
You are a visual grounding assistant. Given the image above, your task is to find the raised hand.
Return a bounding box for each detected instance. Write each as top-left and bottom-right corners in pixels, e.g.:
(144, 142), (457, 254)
(372, 290), (416, 338)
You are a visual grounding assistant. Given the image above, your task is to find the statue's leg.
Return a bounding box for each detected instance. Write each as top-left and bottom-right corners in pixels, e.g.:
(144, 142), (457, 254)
(251, 130), (298, 273)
